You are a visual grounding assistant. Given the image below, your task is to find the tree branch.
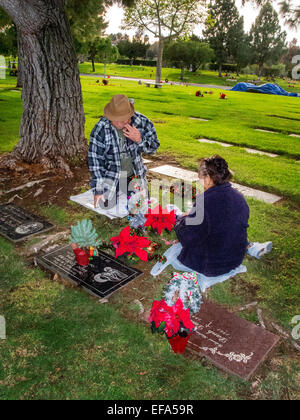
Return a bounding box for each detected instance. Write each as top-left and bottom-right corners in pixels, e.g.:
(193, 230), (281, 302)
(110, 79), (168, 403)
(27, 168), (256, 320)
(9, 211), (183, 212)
(0, 0), (61, 33)
(0, 0), (22, 23)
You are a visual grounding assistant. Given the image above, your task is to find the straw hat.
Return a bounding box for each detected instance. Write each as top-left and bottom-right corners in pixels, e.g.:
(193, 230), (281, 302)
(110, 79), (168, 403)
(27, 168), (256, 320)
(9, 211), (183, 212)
(104, 94), (134, 122)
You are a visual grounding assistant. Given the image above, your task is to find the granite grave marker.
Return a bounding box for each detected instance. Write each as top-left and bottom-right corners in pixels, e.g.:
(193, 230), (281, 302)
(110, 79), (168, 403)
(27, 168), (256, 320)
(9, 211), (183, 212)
(37, 245), (143, 298)
(186, 301), (280, 380)
(0, 204), (54, 243)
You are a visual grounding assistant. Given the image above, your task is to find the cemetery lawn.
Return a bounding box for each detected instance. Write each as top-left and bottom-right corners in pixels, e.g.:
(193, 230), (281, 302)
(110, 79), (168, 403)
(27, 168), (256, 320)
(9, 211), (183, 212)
(0, 74), (300, 400)
(78, 62), (300, 94)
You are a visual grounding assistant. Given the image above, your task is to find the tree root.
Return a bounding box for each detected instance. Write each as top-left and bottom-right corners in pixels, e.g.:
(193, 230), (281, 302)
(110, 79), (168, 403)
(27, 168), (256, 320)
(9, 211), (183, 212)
(0, 152), (77, 178)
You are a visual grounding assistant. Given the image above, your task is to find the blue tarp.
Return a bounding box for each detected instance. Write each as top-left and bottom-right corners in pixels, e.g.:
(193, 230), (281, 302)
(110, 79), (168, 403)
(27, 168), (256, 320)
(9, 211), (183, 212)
(231, 82), (299, 97)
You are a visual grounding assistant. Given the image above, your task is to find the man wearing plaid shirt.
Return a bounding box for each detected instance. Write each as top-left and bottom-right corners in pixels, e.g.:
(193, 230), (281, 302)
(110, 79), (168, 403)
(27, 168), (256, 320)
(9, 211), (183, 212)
(88, 94), (160, 208)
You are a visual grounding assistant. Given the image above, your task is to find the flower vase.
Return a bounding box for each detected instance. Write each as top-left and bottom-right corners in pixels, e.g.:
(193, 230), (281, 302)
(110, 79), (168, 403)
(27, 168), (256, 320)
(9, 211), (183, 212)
(73, 247), (90, 266)
(167, 333), (193, 354)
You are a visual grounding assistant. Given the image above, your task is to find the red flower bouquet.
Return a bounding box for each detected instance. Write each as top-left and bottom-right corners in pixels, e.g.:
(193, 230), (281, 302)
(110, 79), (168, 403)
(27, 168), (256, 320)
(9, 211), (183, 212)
(144, 205), (176, 235)
(110, 226), (151, 262)
(149, 298), (195, 354)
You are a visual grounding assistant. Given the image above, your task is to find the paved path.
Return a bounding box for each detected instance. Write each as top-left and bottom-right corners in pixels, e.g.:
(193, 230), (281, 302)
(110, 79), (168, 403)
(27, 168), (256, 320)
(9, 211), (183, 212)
(80, 73), (232, 90)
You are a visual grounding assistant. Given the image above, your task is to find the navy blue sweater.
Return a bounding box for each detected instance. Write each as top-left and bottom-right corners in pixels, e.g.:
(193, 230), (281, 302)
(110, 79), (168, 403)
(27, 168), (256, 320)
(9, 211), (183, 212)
(174, 182), (249, 276)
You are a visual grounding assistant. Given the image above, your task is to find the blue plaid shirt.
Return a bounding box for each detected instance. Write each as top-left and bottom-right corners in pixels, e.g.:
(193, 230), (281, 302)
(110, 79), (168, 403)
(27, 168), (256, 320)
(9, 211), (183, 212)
(88, 112), (160, 200)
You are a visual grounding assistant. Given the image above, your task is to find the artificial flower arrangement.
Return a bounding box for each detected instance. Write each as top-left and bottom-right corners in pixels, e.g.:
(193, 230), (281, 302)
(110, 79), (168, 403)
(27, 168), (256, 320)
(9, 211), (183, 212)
(144, 204), (176, 235)
(220, 93), (227, 100)
(149, 272), (202, 354)
(195, 90), (204, 97)
(69, 219), (101, 266)
(110, 226), (151, 262)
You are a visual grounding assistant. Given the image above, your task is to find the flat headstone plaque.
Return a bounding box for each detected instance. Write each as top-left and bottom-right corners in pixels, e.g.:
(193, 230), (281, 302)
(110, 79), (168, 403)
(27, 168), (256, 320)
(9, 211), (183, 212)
(0, 204), (54, 243)
(186, 301), (280, 380)
(149, 165), (282, 204)
(197, 139), (233, 148)
(37, 245), (143, 298)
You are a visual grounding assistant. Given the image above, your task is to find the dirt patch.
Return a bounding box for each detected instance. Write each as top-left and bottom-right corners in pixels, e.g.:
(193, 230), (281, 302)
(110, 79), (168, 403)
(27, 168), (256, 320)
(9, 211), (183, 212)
(0, 161), (91, 211)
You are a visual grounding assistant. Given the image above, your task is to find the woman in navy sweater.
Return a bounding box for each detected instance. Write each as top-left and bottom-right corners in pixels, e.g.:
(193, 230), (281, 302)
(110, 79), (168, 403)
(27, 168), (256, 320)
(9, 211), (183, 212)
(174, 156), (249, 276)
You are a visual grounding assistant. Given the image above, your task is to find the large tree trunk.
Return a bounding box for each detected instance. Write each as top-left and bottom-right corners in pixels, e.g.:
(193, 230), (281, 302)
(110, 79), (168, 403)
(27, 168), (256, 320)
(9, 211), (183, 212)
(156, 39), (164, 84)
(0, 0), (87, 170)
(16, 28), (23, 88)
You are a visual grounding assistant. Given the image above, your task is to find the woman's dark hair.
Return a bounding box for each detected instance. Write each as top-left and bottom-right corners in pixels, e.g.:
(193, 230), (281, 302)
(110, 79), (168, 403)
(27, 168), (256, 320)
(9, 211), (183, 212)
(198, 155), (232, 185)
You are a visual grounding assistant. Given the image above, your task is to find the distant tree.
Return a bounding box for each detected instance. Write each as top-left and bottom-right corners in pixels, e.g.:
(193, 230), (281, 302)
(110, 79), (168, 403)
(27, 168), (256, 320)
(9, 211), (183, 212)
(278, 0), (300, 29)
(97, 37), (119, 76)
(146, 42), (159, 60)
(164, 39), (214, 78)
(242, 0), (300, 30)
(123, 0), (206, 84)
(0, 21), (17, 57)
(109, 32), (130, 44)
(250, 2), (287, 78)
(204, 0), (246, 77)
(281, 38), (300, 77)
(117, 39), (149, 64)
(66, 0), (107, 44)
(234, 26), (252, 75)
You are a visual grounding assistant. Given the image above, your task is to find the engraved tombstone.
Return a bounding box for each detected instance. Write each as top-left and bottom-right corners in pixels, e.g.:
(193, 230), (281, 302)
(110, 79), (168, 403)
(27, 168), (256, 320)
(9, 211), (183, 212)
(0, 204), (54, 242)
(37, 245), (143, 298)
(186, 301), (280, 380)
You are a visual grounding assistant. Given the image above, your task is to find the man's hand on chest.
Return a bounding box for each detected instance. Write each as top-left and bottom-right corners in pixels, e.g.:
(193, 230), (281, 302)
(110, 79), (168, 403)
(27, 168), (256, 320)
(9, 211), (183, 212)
(123, 124), (141, 143)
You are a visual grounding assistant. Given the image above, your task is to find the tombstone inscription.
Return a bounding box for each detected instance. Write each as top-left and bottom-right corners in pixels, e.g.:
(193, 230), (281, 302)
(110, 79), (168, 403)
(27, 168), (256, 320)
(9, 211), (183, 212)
(186, 301), (280, 380)
(0, 204), (54, 242)
(37, 245), (143, 298)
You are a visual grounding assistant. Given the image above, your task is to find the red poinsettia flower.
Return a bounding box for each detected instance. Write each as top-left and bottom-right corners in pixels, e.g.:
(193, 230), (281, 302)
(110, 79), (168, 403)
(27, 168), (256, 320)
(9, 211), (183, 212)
(163, 298), (195, 338)
(144, 205), (176, 235)
(149, 298), (195, 338)
(110, 226), (151, 261)
(149, 299), (169, 328)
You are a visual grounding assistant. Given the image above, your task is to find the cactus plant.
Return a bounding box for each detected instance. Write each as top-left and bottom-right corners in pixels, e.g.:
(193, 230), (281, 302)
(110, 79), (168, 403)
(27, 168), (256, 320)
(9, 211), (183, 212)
(69, 219), (101, 250)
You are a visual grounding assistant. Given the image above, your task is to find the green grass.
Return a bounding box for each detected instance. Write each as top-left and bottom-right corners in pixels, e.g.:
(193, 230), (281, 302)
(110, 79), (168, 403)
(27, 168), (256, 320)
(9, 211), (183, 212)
(81, 76), (300, 203)
(78, 62), (300, 93)
(0, 236), (246, 400)
(1, 68), (300, 400)
(1, 197), (300, 400)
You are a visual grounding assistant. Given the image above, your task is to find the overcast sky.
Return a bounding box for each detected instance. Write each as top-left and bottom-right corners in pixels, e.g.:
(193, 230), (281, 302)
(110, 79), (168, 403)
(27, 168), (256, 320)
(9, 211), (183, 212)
(105, 0), (299, 43)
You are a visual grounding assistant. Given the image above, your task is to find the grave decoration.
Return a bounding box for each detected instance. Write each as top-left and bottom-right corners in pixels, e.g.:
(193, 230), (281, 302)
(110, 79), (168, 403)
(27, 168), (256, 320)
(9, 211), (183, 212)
(220, 93), (227, 100)
(149, 298), (195, 354)
(149, 271), (201, 354)
(110, 226), (151, 262)
(164, 272), (202, 315)
(69, 219), (101, 266)
(195, 91), (204, 97)
(144, 204), (176, 235)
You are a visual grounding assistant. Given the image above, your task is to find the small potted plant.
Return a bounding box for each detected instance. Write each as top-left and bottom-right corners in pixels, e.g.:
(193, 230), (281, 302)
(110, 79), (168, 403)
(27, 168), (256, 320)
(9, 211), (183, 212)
(149, 298), (195, 354)
(149, 272), (202, 354)
(69, 219), (101, 266)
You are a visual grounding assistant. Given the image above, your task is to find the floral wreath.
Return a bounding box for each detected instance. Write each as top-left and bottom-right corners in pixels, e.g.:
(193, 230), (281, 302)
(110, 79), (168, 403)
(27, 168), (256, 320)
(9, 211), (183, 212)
(163, 272), (202, 314)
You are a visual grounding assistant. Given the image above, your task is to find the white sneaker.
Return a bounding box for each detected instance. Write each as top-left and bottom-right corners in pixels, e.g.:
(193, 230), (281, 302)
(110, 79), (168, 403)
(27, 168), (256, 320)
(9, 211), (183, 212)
(247, 242), (273, 259)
